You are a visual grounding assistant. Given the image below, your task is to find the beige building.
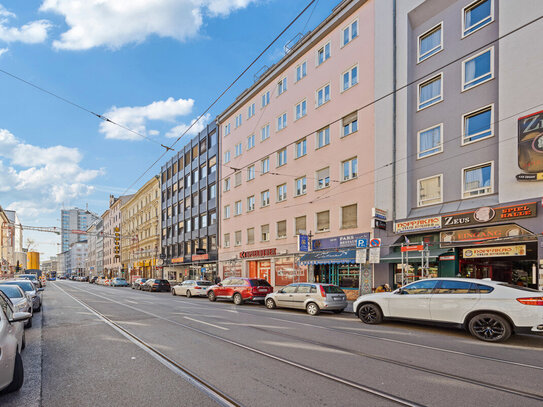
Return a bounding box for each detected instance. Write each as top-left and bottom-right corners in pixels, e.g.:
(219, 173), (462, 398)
(0, 205), (24, 274)
(102, 194), (133, 278)
(121, 176), (160, 281)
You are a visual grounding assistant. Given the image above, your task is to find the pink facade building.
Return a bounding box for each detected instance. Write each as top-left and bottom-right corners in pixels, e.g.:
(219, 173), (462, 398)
(218, 0), (375, 299)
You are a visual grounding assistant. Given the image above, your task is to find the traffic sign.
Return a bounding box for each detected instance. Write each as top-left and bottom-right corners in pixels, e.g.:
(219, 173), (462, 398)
(369, 238), (381, 247)
(369, 247), (380, 263)
(356, 238), (368, 248)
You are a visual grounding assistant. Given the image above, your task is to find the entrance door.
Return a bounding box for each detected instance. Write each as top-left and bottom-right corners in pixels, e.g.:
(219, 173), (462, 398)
(248, 261), (258, 278)
(258, 260), (271, 282)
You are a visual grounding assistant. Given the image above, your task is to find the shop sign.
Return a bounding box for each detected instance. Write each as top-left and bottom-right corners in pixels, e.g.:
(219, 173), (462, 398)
(463, 245), (526, 258)
(372, 219), (387, 230)
(401, 245), (424, 252)
(171, 257), (184, 264)
(394, 217), (442, 233)
(191, 254), (209, 261)
(439, 255), (455, 261)
(440, 224), (533, 247)
(239, 248), (277, 258)
(442, 203), (537, 228)
(372, 208), (388, 220)
(517, 110), (543, 181)
(312, 232), (370, 250)
(297, 235), (309, 252)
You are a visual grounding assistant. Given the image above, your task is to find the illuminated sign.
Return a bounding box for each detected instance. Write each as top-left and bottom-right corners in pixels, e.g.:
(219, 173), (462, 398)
(463, 245), (526, 258)
(440, 224), (533, 247)
(394, 217), (442, 233)
(442, 203), (537, 228)
(239, 248), (277, 258)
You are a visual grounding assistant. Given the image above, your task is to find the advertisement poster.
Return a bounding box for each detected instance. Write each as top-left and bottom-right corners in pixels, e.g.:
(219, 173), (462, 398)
(517, 110), (543, 181)
(223, 262), (242, 278)
(275, 257), (307, 286)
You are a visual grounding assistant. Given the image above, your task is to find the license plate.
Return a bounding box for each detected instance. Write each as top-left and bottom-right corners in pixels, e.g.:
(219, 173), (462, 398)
(259, 289), (268, 292)
(333, 297), (343, 301)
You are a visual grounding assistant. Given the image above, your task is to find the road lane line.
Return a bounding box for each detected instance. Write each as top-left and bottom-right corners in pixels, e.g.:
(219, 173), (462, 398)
(184, 317), (229, 331)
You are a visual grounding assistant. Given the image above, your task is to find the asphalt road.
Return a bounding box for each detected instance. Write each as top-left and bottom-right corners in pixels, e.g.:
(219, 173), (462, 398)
(2, 280), (543, 406)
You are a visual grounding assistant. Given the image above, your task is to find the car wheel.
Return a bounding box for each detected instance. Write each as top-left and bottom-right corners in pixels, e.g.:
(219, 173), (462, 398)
(233, 293), (243, 305)
(306, 302), (320, 316)
(208, 290), (217, 302)
(468, 313), (512, 342)
(25, 316), (32, 329)
(265, 298), (276, 309)
(171, 289), (176, 296)
(36, 303), (41, 313)
(358, 303), (383, 324)
(332, 309), (344, 314)
(186, 290), (192, 298)
(3, 351), (24, 393)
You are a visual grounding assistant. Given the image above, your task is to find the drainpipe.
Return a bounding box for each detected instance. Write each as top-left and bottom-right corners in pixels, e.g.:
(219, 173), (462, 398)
(392, 0), (397, 221)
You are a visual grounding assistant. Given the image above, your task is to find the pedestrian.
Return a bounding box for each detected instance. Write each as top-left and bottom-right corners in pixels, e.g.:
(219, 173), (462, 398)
(384, 283), (391, 292)
(214, 275), (221, 285)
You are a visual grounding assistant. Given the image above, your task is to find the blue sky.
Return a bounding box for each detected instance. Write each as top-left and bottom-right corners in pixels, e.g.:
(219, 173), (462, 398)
(0, 0), (334, 259)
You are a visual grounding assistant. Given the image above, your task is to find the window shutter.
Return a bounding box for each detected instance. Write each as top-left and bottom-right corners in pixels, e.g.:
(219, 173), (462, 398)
(341, 204), (357, 229)
(277, 220), (287, 237)
(295, 216), (306, 234)
(247, 228), (254, 244)
(316, 211), (330, 231)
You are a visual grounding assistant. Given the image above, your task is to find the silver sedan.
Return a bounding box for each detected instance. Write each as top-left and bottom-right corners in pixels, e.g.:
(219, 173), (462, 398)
(171, 280), (213, 297)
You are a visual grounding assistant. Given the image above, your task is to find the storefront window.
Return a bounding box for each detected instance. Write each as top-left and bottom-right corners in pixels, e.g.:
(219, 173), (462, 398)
(275, 257), (307, 286)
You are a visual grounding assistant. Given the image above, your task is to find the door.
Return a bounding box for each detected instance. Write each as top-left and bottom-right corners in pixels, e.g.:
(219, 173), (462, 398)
(215, 278), (231, 297)
(248, 262), (258, 279)
(291, 284), (312, 309)
(387, 280), (437, 320)
(430, 280), (480, 323)
(274, 284), (298, 307)
(258, 260), (271, 282)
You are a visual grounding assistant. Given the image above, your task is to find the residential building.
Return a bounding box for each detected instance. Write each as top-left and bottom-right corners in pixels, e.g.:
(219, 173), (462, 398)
(217, 0), (375, 299)
(121, 176), (161, 281)
(160, 123), (219, 281)
(102, 194), (133, 278)
(0, 206), (24, 274)
(60, 207), (99, 253)
(68, 241), (88, 276)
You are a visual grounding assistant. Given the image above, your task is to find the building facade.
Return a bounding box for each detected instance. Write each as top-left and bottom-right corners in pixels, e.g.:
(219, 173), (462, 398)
(121, 176), (161, 281)
(86, 221), (98, 277)
(217, 0), (376, 299)
(160, 123), (219, 282)
(41, 256), (58, 276)
(0, 206), (24, 274)
(102, 195), (133, 278)
(68, 241), (88, 276)
(60, 208), (99, 253)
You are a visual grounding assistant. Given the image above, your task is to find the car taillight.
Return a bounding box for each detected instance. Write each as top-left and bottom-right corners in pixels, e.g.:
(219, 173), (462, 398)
(194, 286), (201, 289)
(517, 297), (543, 306)
(319, 285), (326, 298)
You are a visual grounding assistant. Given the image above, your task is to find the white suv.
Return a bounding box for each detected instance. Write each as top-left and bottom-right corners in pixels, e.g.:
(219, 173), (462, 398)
(353, 278), (543, 342)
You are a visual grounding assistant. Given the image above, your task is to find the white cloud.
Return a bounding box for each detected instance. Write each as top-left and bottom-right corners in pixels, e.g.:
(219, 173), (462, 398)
(0, 4), (51, 44)
(0, 129), (103, 218)
(99, 97), (195, 141)
(40, 0), (257, 50)
(0, 47), (8, 56)
(165, 113), (211, 138)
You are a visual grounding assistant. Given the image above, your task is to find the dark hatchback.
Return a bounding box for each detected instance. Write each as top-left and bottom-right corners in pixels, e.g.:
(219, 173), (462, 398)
(141, 279), (171, 292)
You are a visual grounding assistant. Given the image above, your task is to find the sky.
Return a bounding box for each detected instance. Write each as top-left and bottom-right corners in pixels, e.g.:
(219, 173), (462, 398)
(0, 0), (335, 260)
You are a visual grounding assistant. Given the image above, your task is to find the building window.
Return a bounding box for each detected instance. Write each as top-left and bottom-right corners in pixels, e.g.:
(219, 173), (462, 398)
(341, 112), (358, 138)
(209, 211), (217, 225)
(224, 150), (231, 163)
(463, 162), (493, 198)
(342, 157), (358, 182)
(261, 224), (270, 241)
(261, 157), (270, 174)
(247, 195), (255, 212)
(178, 221), (184, 235)
(235, 114), (242, 128)
(277, 220), (287, 239)
(193, 216), (199, 230)
(463, 0), (493, 37)
(317, 42), (330, 66)
(295, 138), (307, 158)
(224, 177), (231, 192)
(316, 84), (330, 107)
(261, 190), (270, 207)
(247, 134), (255, 150)
(200, 213), (208, 228)
(341, 204), (357, 229)
(209, 183), (216, 200)
(462, 48), (493, 91)
(261, 91), (270, 107)
(234, 171), (242, 187)
(224, 205), (230, 219)
(234, 200), (242, 216)
(209, 156), (217, 173)
(316, 167), (330, 190)
(342, 19), (358, 46)
(342, 65), (358, 91)
(295, 215), (306, 235)
(247, 228), (255, 245)
(316, 126), (330, 148)
(418, 174), (443, 206)
(247, 165), (255, 181)
(418, 23), (442, 63)
(277, 77), (287, 95)
(316, 210), (330, 232)
(462, 105), (493, 144)
(248, 103), (255, 119)
(235, 142), (242, 157)
(295, 176), (307, 196)
(235, 231), (242, 246)
(224, 233), (230, 248)
(277, 113), (287, 131)
(224, 123), (231, 136)
(296, 61), (307, 81)
(295, 99), (307, 120)
(277, 184), (287, 202)
(261, 124), (270, 141)
(418, 124), (443, 159)
(277, 148), (287, 167)
(418, 74), (443, 110)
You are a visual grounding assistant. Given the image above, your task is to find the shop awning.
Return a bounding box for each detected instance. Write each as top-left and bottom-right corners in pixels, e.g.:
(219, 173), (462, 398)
(379, 248), (454, 263)
(299, 249), (357, 265)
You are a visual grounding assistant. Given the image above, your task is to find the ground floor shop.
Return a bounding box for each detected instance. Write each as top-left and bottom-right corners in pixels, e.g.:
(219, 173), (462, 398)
(166, 261), (218, 282)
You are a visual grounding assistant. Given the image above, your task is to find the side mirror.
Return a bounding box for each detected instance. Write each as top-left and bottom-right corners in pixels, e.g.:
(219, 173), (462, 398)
(9, 312), (32, 323)
(38, 288), (45, 292)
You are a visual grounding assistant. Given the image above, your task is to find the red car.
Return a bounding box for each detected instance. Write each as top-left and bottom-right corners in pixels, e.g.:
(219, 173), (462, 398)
(208, 278), (273, 305)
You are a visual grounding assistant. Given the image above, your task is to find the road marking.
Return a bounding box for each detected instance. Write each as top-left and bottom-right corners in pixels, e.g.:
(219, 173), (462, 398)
(184, 317), (229, 331)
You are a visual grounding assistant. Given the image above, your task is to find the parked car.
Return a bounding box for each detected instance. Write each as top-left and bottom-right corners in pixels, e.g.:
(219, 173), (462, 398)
(354, 278), (543, 342)
(265, 283), (347, 315)
(172, 280), (213, 297)
(207, 278), (273, 305)
(89, 276), (98, 284)
(0, 291), (31, 394)
(0, 285), (33, 328)
(141, 279), (171, 292)
(110, 278), (129, 287)
(1, 280), (42, 312)
(131, 278), (147, 290)
(16, 274), (42, 288)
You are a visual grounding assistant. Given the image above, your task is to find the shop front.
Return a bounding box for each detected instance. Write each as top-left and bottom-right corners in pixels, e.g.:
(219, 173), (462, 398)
(170, 253), (218, 282)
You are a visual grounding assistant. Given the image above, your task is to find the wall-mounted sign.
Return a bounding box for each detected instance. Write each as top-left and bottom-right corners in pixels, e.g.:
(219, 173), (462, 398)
(239, 248), (277, 258)
(439, 255), (455, 261)
(401, 245), (424, 252)
(171, 257), (184, 264)
(297, 235), (309, 252)
(442, 203), (537, 228)
(517, 110), (543, 181)
(440, 224), (533, 247)
(191, 254), (209, 261)
(372, 219), (387, 230)
(312, 232), (370, 250)
(394, 217), (442, 233)
(463, 245), (526, 258)
(372, 208), (388, 220)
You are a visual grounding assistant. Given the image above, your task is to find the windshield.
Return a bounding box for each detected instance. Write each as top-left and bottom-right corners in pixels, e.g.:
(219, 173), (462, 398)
(19, 274), (37, 280)
(3, 281), (35, 292)
(322, 285), (344, 294)
(0, 285), (23, 298)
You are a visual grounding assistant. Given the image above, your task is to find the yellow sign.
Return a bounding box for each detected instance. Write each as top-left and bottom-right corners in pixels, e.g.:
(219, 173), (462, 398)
(394, 216), (442, 233)
(463, 245), (526, 258)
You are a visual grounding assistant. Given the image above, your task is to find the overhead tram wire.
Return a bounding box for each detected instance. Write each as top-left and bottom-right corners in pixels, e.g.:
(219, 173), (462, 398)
(121, 0), (318, 196)
(0, 68), (172, 151)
